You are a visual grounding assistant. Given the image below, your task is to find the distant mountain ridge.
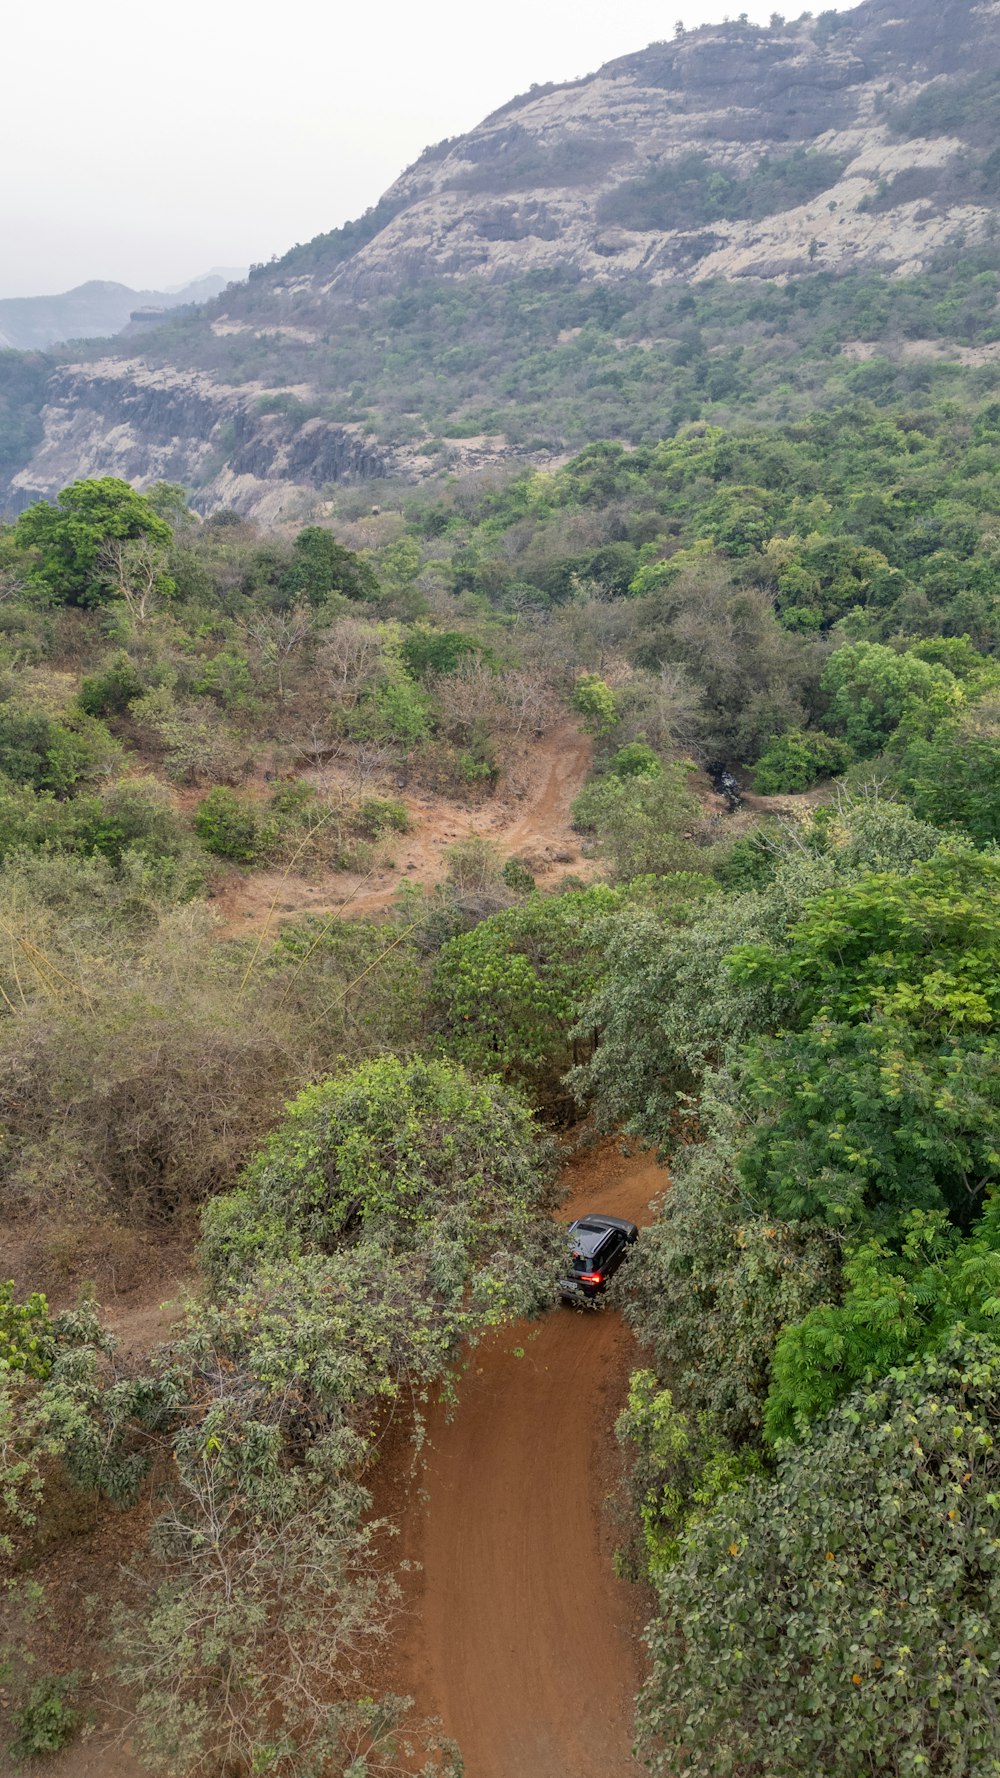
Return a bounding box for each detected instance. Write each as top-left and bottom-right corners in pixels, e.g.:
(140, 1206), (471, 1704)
(0, 270), (246, 352)
(5, 0), (1000, 518)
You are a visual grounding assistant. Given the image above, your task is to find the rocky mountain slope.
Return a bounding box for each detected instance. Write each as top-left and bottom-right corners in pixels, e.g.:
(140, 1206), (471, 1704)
(0, 270), (246, 353)
(5, 0), (1000, 519)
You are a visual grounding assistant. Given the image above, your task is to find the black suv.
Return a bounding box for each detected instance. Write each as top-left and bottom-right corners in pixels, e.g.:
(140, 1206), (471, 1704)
(560, 1213), (639, 1304)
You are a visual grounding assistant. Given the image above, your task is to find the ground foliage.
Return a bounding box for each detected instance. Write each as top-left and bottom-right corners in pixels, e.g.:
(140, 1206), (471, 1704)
(6, 312), (1000, 1773)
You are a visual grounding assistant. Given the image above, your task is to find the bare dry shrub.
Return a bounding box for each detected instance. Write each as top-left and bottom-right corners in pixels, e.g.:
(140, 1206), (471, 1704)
(614, 663), (706, 755)
(0, 937), (301, 1226)
(431, 659), (558, 745)
(316, 616), (389, 709)
(128, 687), (256, 785)
(517, 598), (638, 693)
(0, 866), (428, 1236)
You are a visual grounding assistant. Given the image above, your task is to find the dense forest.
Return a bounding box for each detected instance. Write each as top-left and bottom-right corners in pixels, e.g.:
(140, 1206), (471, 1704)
(4, 365), (1000, 1771)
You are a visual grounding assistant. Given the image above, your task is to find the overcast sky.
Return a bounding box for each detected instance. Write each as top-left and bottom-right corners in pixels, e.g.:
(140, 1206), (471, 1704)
(1, 0), (852, 299)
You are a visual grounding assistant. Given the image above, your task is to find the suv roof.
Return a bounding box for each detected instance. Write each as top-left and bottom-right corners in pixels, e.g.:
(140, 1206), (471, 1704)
(570, 1221), (614, 1258)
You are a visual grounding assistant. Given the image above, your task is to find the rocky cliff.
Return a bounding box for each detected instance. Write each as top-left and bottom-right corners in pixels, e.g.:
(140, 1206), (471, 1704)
(7, 0), (1000, 519)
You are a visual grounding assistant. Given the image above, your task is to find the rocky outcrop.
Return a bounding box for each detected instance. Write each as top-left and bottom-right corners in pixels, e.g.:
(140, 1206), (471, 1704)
(7, 0), (1000, 517)
(306, 0), (996, 297)
(8, 359), (395, 521)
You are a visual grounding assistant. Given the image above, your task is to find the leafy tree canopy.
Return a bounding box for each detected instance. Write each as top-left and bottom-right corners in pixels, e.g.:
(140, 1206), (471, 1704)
(731, 848), (1000, 1232)
(13, 478), (173, 607)
(639, 1339), (1000, 1778)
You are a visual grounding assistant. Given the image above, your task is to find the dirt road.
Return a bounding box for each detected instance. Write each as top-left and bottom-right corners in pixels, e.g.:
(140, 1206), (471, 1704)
(213, 720), (593, 935)
(391, 1141), (666, 1778)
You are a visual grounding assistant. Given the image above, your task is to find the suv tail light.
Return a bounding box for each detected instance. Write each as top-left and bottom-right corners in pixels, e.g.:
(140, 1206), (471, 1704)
(579, 1271), (603, 1285)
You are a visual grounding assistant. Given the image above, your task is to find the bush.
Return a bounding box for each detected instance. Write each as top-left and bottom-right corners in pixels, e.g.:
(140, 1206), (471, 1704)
(0, 705), (115, 796)
(194, 786), (265, 864)
(200, 1055), (555, 1299)
(0, 1281), (54, 1379)
(571, 673), (618, 735)
(351, 795), (410, 838)
(79, 778), (199, 881)
(638, 1339), (1000, 1778)
(501, 856), (536, 894)
(402, 625), (486, 678)
(571, 765), (704, 881)
(752, 727), (852, 793)
(7, 1673), (81, 1760)
(348, 677), (431, 747)
(78, 651), (145, 717)
(128, 686), (254, 785)
(609, 741), (662, 779)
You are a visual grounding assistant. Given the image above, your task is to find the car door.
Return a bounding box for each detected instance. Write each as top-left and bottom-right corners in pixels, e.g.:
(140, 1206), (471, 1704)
(601, 1229), (627, 1278)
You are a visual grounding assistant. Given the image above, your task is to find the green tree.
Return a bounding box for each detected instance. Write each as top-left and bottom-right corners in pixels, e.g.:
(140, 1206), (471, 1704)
(766, 1204), (1000, 1441)
(752, 726), (852, 793)
(730, 847), (1000, 1234)
(13, 478), (173, 607)
(894, 698), (1000, 844)
(639, 1340), (1000, 1778)
(821, 641), (961, 757)
(430, 886), (623, 1106)
(280, 525), (378, 604)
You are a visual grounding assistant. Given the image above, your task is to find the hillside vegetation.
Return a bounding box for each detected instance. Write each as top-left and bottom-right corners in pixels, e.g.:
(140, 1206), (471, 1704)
(7, 0), (1000, 515)
(7, 0), (1000, 1769)
(4, 361), (1000, 1768)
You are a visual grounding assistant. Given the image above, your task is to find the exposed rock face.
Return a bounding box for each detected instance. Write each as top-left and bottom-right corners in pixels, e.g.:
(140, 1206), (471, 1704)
(324, 0), (998, 295)
(8, 0), (1000, 518)
(8, 360), (394, 522)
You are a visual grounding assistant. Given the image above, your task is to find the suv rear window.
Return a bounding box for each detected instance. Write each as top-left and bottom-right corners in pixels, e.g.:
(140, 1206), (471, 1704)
(570, 1231), (613, 1271)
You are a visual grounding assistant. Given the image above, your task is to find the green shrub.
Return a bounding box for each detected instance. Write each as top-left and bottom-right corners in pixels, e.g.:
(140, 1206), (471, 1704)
(610, 742), (663, 779)
(191, 649), (254, 710)
(194, 787), (265, 864)
(0, 706), (115, 797)
(129, 686), (254, 785)
(348, 678), (431, 746)
(0, 1282), (54, 1380)
(571, 673), (618, 735)
(821, 642), (961, 758)
(7, 1673), (81, 1760)
(501, 856), (536, 894)
(571, 765), (703, 881)
(752, 727), (852, 793)
(402, 625), (487, 678)
(351, 795), (410, 838)
(893, 705), (1000, 844)
(77, 777), (195, 874)
(77, 651), (145, 717)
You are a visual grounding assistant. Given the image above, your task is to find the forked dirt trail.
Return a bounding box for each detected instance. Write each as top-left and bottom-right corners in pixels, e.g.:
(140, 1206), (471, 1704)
(391, 1141), (666, 1778)
(213, 720), (593, 935)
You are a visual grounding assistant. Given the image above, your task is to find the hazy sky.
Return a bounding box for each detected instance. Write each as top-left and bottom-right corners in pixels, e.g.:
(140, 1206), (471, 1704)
(1, 0), (851, 299)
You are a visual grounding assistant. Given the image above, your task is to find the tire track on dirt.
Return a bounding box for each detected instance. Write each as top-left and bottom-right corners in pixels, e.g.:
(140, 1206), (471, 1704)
(212, 721), (593, 935)
(390, 1142), (665, 1778)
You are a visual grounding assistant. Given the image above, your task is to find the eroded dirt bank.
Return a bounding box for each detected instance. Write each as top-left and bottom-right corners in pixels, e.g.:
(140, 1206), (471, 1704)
(212, 720), (594, 935)
(388, 1140), (665, 1778)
